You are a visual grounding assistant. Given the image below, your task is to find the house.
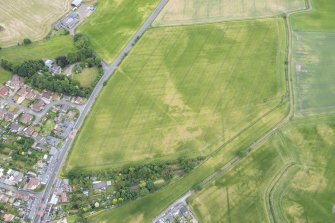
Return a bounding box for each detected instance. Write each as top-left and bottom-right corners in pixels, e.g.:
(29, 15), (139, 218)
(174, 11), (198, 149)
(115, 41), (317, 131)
(16, 86), (27, 96)
(20, 113), (34, 125)
(41, 91), (53, 104)
(9, 123), (21, 133)
(4, 112), (18, 122)
(0, 86), (11, 98)
(71, 0), (82, 7)
(25, 88), (36, 100)
(23, 126), (35, 137)
(60, 192), (68, 203)
(7, 75), (23, 89)
(24, 177), (40, 190)
(32, 99), (45, 112)
(3, 214), (15, 222)
(45, 59), (62, 74)
(46, 136), (60, 147)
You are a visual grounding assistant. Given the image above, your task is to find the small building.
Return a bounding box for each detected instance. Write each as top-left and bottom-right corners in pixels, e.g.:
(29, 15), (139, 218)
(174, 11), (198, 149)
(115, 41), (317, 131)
(3, 214), (15, 222)
(9, 123), (21, 133)
(25, 177), (40, 190)
(71, 0), (82, 7)
(32, 99), (45, 112)
(20, 113), (34, 125)
(0, 86), (11, 98)
(45, 59), (62, 75)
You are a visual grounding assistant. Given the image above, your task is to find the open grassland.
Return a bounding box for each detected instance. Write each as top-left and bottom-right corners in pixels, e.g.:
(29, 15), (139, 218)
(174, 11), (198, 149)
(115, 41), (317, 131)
(73, 67), (99, 88)
(87, 103), (288, 223)
(77, 0), (159, 63)
(153, 0), (305, 26)
(0, 35), (75, 64)
(0, 68), (11, 84)
(291, 0), (335, 32)
(0, 0), (71, 47)
(292, 32), (335, 116)
(189, 116), (335, 223)
(65, 18), (287, 172)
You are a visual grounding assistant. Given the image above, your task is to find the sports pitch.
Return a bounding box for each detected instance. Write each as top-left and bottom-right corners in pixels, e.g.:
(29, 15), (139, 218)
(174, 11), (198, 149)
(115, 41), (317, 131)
(293, 32), (335, 116)
(65, 18), (287, 172)
(153, 0), (305, 26)
(0, 0), (71, 47)
(189, 116), (335, 223)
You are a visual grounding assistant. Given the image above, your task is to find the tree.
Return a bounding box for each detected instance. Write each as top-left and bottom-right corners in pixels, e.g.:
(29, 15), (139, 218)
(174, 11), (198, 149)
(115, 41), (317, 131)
(55, 56), (69, 68)
(23, 38), (32, 45)
(0, 59), (13, 72)
(13, 60), (45, 78)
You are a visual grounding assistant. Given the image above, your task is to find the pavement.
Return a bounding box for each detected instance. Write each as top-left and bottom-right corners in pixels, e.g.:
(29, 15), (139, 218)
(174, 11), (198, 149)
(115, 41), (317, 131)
(32, 0), (169, 222)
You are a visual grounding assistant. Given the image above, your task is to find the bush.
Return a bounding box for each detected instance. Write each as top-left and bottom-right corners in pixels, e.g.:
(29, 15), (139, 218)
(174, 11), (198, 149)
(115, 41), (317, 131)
(0, 59), (14, 72)
(23, 38), (32, 45)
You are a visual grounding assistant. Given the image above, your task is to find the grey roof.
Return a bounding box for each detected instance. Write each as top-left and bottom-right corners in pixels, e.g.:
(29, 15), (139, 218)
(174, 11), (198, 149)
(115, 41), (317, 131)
(49, 147), (58, 156)
(71, 0), (82, 7)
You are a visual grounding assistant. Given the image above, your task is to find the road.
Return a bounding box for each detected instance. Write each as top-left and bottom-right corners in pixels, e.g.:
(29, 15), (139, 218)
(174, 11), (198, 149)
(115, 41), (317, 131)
(32, 0), (169, 222)
(1, 97), (83, 125)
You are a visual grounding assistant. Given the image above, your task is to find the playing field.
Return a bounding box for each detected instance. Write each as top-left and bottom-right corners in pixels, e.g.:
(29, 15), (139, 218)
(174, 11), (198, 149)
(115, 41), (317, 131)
(0, 0), (71, 47)
(65, 18), (287, 172)
(0, 35), (75, 64)
(153, 0), (305, 26)
(292, 32), (335, 116)
(291, 0), (335, 32)
(77, 0), (159, 63)
(189, 116), (335, 223)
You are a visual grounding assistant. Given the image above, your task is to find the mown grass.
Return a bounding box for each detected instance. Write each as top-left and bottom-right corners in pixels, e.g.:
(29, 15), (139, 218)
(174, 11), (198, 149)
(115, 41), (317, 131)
(291, 0), (335, 32)
(65, 18), (287, 172)
(292, 32), (335, 116)
(77, 0), (159, 63)
(188, 115), (335, 223)
(0, 35), (75, 64)
(153, 0), (305, 26)
(73, 67), (99, 88)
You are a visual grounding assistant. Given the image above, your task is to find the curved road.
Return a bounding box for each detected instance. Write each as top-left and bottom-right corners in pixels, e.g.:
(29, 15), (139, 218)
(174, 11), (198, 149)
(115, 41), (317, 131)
(32, 0), (169, 222)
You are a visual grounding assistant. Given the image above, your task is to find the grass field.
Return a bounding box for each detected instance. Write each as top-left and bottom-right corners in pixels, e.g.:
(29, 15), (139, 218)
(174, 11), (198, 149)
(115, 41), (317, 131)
(0, 0), (71, 47)
(87, 101), (288, 222)
(77, 0), (159, 63)
(65, 18), (287, 172)
(153, 0), (305, 26)
(293, 32), (335, 116)
(189, 116), (335, 223)
(291, 0), (335, 32)
(0, 68), (11, 84)
(0, 35), (75, 64)
(73, 67), (99, 88)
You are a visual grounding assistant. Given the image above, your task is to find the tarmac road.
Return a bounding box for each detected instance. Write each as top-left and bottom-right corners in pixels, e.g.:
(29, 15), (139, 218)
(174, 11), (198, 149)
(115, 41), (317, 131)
(32, 0), (169, 222)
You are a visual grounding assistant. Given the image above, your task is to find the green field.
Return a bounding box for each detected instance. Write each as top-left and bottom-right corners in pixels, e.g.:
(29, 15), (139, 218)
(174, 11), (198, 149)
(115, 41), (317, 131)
(0, 35), (75, 64)
(0, 68), (11, 84)
(291, 0), (335, 32)
(153, 0), (305, 26)
(77, 0), (159, 63)
(73, 67), (100, 88)
(0, 0), (71, 47)
(293, 32), (335, 116)
(87, 102), (288, 222)
(189, 116), (335, 223)
(65, 18), (287, 172)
